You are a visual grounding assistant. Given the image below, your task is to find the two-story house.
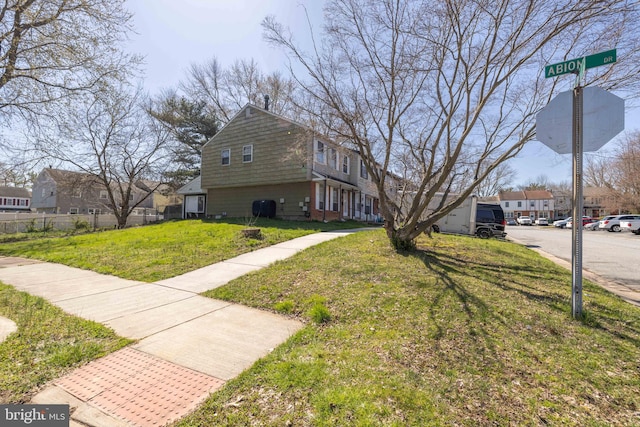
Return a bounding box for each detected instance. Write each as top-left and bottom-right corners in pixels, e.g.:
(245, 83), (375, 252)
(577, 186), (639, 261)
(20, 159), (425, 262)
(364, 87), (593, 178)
(200, 104), (380, 222)
(31, 168), (162, 215)
(499, 190), (554, 220)
(0, 186), (31, 212)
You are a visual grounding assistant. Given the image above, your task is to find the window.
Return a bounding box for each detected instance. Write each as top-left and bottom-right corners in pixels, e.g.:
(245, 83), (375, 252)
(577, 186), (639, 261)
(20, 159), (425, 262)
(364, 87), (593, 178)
(88, 208), (101, 215)
(242, 145), (253, 163)
(360, 160), (368, 179)
(73, 189), (82, 198)
(342, 155), (350, 174)
(530, 201), (535, 208)
(505, 202), (510, 207)
(316, 183), (325, 210)
(69, 208), (79, 214)
(315, 141), (325, 164)
(329, 148), (338, 169)
(517, 201), (522, 208)
(99, 190), (108, 200)
(41, 188), (46, 197)
(197, 195), (205, 213)
(129, 193), (134, 201)
(221, 148), (230, 165)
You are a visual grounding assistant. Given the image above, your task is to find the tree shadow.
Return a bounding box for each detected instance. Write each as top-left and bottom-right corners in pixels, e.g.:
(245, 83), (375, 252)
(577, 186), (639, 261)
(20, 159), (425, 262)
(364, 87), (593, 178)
(404, 245), (640, 348)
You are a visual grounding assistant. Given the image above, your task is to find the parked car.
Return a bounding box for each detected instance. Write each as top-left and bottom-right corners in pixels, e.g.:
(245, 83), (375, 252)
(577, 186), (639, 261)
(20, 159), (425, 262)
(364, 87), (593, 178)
(584, 220), (601, 230)
(553, 217), (571, 228)
(566, 217), (593, 229)
(598, 214), (640, 232)
(620, 219), (640, 234)
(517, 216), (532, 225)
(506, 218), (517, 226)
(554, 216), (591, 229)
(535, 218), (548, 226)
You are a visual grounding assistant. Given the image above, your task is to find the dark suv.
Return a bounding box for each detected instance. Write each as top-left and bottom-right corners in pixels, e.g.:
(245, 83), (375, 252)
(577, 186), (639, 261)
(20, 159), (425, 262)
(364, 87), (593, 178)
(476, 203), (507, 238)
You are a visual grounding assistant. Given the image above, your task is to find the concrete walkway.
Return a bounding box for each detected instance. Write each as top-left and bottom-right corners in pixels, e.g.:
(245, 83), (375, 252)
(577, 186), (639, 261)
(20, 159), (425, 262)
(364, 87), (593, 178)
(0, 230), (358, 427)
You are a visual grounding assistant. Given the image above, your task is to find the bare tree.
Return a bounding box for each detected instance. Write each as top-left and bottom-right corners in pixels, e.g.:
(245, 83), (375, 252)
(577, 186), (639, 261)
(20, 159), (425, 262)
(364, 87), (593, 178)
(518, 175), (552, 191)
(475, 162), (516, 198)
(32, 83), (172, 228)
(0, 0), (140, 120)
(263, 0), (640, 249)
(583, 133), (640, 213)
(181, 57), (299, 124)
(611, 132), (640, 212)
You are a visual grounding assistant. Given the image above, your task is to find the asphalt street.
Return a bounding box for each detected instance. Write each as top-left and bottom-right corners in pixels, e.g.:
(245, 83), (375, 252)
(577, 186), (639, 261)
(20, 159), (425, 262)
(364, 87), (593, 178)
(507, 225), (640, 292)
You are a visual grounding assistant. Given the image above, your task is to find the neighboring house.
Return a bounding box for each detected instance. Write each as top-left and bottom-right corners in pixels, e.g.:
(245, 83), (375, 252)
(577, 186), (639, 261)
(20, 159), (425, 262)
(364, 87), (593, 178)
(31, 168), (163, 215)
(177, 176), (206, 219)
(583, 186), (614, 218)
(551, 188), (572, 219)
(135, 180), (182, 215)
(200, 104), (381, 222)
(499, 190), (554, 220)
(0, 186), (31, 212)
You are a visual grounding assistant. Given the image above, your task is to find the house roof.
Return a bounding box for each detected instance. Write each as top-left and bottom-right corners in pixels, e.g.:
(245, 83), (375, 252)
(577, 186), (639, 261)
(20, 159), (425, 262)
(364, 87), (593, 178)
(523, 190), (553, 200)
(202, 103), (340, 152)
(41, 168), (99, 187)
(499, 191), (526, 200)
(583, 186), (611, 197)
(499, 190), (553, 201)
(177, 176), (204, 195)
(0, 186), (31, 198)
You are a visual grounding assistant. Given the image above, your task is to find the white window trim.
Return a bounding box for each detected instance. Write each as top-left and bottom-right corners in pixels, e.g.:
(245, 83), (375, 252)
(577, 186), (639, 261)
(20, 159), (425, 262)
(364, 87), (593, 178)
(99, 190), (108, 200)
(315, 141), (326, 164)
(221, 148), (231, 166)
(360, 159), (368, 179)
(316, 183), (325, 210)
(242, 144), (253, 163)
(329, 148), (338, 169)
(342, 155), (350, 174)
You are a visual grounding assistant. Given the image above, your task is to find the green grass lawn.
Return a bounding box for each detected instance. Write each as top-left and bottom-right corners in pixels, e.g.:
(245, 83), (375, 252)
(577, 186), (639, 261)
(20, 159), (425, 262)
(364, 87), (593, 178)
(0, 283), (130, 403)
(0, 218), (371, 282)
(175, 230), (640, 426)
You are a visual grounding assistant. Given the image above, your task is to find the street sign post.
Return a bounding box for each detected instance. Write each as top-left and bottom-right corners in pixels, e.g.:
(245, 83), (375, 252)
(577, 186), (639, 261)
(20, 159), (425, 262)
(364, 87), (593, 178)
(538, 49), (621, 319)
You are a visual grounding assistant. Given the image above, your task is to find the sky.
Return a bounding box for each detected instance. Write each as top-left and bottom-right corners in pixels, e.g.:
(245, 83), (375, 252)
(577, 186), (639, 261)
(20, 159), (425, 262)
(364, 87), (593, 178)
(126, 0), (640, 188)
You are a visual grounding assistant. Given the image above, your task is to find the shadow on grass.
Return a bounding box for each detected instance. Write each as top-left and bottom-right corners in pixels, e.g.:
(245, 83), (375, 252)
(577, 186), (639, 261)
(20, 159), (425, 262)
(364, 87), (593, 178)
(406, 243), (640, 348)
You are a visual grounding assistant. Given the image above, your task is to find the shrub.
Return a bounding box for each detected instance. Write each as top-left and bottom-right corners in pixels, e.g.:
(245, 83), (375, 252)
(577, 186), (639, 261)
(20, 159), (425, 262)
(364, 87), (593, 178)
(274, 300), (294, 314)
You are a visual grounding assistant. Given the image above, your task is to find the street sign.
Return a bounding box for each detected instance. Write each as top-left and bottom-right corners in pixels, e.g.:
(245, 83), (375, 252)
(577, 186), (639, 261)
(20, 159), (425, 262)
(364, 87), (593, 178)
(544, 49), (617, 78)
(545, 58), (584, 78)
(585, 49), (616, 69)
(535, 87), (624, 154)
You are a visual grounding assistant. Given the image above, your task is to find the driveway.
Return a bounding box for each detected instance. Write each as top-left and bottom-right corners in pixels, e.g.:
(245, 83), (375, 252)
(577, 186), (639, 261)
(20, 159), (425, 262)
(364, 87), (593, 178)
(506, 226), (640, 293)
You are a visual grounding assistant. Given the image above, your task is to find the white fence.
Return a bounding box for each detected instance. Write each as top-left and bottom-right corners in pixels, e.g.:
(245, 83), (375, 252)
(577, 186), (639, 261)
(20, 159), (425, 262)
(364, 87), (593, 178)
(0, 211), (162, 234)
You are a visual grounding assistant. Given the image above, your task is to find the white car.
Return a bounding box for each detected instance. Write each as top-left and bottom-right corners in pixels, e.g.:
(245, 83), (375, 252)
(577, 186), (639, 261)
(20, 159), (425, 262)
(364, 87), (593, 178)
(535, 218), (548, 226)
(599, 214), (640, 232)
(620, 219), (640, 234)
(517, 216), (532, 225)
(584, 220), (601, 230)
(553, 217), (571, 228)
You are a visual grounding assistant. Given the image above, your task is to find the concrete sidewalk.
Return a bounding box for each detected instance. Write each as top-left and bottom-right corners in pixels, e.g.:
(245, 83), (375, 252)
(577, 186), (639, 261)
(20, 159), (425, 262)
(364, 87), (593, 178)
(0, 230), (359, 426)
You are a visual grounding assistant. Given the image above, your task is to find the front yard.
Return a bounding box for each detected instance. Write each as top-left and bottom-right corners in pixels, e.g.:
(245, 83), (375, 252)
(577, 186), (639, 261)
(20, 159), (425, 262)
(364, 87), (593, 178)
(0, 220), (639, 425)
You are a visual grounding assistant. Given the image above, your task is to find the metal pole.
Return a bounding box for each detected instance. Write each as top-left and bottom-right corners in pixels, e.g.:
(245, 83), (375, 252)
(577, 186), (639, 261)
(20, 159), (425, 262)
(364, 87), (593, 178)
(571, 85), (583, 318)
